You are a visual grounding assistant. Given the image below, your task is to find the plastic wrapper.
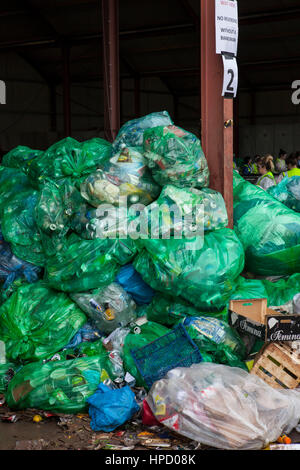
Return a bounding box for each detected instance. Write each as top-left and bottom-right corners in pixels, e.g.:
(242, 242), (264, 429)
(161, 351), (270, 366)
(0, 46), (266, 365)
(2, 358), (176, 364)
(293, 293), (300, 314)
(70, 283), (137, 334)
(87, 383), (140, 432)
(1, 189), (45, 267)
(5, 356), (113, 413)
(182, 317), (247, 369)
(2, 146), (44, 174)
(267, 176), (300, 212)
(28, 137), (111, 188)
(115, 264), (155, 305)
(80, 146), (160, 208)
(233, 171), (300, 276)
(134, 229), (245, 312)
(44, 233), (137, 292)
(0, 167), (32, 214)
(0, 229), (41, 289)
(143, 125), (209, 189)
(0, 362), (20, 394)
(146, 293), (228, 326)
(139, 185), (228, 239)
(0, 282), (87, 362)
(146, 363), (300, 450)
(112, 111), (173, 154)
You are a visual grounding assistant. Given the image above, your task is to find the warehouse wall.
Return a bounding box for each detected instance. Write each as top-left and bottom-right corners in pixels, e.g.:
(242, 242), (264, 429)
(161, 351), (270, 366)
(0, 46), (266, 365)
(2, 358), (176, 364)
(0, 52), (175, 154)
(238, 89), (300, 158)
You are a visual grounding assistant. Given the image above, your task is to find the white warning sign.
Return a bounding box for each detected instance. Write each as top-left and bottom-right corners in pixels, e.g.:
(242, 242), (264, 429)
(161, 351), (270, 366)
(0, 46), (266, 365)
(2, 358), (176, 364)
(215, 0), (239, 57)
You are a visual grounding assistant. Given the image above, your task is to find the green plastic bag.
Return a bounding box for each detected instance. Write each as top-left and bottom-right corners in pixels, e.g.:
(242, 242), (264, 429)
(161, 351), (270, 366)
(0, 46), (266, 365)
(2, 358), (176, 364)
(122, 322), (171, 387)
(182, 316), (247, 370)
(45, 233), (137, 292)
(0, 167), (32, 214)
(267, 176), (300, 213)
(146, 293), (229, 327)
(134, 228), (245, 312)
(0, 282), (87, 362)
(1, 189), (45, 267)
(233, 171), (300, 276)
(35, 179), (83, 238)
(5, 356), (112, 413)
(137, 184), (228, 239)
(2, 146), (44, 174)
(80, 146), (160, 208)
(143, 125), (209, 188)
(28, 137), (111, 188)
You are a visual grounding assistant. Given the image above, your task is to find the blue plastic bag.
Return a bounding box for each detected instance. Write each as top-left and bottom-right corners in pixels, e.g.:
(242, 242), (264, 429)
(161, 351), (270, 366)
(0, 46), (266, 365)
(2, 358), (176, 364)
(115, 264), (155, 305)
(87, 383), (140, 432)
(63, 322), (102, 349)
(0, 229), (41, 289)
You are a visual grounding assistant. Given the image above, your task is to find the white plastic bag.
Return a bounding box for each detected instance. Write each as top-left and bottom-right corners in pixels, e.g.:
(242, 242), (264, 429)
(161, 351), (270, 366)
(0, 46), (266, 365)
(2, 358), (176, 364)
(146, 363), (300, 450)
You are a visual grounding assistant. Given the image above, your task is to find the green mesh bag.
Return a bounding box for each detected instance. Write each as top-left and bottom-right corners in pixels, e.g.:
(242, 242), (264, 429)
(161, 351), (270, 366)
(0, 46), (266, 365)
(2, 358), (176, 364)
(233, 171), (300, 276)
(44, 233), (137, 292)
(0, 282), (87, 362)
(143, 125), (209, 188)
(1, 189), (45, 267)
(5, 356), (112, 413)
(2, 146), (44, 174)
(28, 137), (111, 188)
(134, 228), (245, 312)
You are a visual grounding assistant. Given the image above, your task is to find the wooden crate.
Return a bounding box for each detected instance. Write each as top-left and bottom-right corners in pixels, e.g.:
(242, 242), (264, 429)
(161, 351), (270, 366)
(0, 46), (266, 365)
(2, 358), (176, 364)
(250, 342), (300, 389)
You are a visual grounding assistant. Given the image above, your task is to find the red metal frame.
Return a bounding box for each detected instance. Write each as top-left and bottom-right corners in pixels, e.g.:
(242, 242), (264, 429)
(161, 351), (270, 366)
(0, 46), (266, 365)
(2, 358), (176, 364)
(200, 0), (233, 228)
(102, 0), (120, 141)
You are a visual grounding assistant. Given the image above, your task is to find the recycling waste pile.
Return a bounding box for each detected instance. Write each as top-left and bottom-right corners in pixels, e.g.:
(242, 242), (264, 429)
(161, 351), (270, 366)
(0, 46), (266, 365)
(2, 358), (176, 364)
(0, 112), (300, 451)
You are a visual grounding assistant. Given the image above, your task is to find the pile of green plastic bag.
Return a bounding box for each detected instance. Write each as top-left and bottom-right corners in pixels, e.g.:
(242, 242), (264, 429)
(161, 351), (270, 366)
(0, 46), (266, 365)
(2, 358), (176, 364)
(0, 111), (300, 417)
(233, 171), (300, 276)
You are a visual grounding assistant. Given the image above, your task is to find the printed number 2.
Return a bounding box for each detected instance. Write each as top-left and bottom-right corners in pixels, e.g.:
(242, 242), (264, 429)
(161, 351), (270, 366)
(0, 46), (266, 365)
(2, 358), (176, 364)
(227, 69), (234, 92)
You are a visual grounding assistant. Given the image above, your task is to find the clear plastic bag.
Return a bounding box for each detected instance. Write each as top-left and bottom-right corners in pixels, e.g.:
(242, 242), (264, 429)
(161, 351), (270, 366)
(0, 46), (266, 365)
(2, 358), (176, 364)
(112, 111), (173, 154)
(146, 363), (300, 450)
(80, 146), (160, 208)
(70, 283), (137, 334)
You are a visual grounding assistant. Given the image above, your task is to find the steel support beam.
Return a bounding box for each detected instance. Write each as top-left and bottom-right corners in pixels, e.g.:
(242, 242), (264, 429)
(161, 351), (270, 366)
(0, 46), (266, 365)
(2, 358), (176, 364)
(201, 0), (233, 228)
(62, 45), (71, 137)
(102, 0), (120, 142)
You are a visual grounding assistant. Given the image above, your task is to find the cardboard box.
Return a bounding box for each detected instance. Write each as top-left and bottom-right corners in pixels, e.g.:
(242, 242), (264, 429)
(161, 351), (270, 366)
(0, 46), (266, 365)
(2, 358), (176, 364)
(229, 298), (300, 342)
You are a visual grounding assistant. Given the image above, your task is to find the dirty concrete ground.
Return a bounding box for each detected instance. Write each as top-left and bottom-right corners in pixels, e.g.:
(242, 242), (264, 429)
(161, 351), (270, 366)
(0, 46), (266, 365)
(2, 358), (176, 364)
(0, 399), (203, 451)
(1, 395), (300, 451)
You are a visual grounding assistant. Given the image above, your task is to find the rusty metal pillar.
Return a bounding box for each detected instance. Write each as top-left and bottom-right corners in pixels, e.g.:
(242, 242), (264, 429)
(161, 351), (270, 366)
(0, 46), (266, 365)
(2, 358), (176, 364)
(201, 0), (233, 228)
(62, 45), (71, 137)
(102, 0), (120, 142)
